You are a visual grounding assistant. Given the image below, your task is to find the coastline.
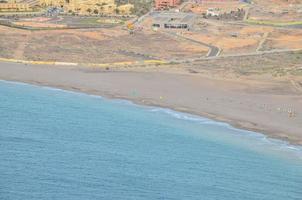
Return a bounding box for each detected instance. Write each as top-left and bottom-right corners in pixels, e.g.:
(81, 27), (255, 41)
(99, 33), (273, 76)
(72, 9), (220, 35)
(0, 61), (302, 145)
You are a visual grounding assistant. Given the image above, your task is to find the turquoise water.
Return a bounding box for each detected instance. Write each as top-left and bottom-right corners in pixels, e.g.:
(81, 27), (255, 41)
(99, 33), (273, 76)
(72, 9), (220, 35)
(0, 80), (302, 200)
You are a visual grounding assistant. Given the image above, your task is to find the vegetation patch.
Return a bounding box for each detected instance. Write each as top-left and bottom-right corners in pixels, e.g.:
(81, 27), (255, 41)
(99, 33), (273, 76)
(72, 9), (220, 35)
(116, 0), (152, 16)
(246, 19), (302, 27)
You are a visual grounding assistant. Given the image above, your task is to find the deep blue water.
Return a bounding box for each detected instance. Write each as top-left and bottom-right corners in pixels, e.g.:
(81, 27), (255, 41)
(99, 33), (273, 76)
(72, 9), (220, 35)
(0, 80), (302, 200)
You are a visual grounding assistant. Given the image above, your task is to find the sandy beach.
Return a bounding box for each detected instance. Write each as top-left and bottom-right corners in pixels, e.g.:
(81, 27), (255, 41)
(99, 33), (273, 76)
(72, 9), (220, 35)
(0, 60), (302, 145)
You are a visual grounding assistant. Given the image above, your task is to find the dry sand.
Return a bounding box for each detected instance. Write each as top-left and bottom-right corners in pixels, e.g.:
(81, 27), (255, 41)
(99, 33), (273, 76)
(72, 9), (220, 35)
(0, 61), (301, 145)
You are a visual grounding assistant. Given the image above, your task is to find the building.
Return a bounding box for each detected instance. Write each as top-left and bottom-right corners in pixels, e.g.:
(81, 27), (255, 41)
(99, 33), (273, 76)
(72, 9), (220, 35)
(152, 12), (196, 30)
(198, 0), (238, 2)
(39, 0), (133, 15)
(0, 0), (31, 11)
(63, 0), (116, 15)
(19, 0), (40, 7)
(117, 3), (133, 15)
(39, 0), (65, 7)
(0, 2), (30, 11)
(0, 0), (133, 15)
(38, 0), (133, 15)
(155, 0), (181, 10)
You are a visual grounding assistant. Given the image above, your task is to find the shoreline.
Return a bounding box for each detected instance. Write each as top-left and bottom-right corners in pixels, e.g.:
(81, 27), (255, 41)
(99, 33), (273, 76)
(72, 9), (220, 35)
(3, 78), (302, 154)
(0, 61), (301, 145)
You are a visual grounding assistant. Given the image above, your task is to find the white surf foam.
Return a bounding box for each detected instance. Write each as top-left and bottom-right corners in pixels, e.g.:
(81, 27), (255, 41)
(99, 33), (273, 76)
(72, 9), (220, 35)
(147, 105), (302, 159)
(2, 79), (302, 159)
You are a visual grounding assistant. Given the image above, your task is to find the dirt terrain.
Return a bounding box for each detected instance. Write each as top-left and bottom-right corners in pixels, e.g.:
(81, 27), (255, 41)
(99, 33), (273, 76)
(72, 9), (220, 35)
(0, 50), (301, 145)
(249, 0), (302, 22)
(186, 20), (302, 55)
(118, 50), (302, 83)
(1, 18), (301, 62)
(0, 0), (301, 63)
(0, 25), (207, 63)
(183, 1), (246, 14)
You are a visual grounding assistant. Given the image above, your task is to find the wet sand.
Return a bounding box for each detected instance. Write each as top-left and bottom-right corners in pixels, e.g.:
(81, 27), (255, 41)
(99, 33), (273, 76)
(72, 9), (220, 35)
(0, 61), (301, 145)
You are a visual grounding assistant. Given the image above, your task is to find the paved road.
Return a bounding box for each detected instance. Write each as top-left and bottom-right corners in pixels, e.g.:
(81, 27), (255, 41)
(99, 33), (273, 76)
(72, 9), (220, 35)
(182, 35), (220, 57)
(167, 45), (302, 64)
(134, 9), (155, 26)
(191, 48), (302, 62)
(178, 1), (192, 11)
(206, 44), (220, 57)
(164, 31), (221, 57)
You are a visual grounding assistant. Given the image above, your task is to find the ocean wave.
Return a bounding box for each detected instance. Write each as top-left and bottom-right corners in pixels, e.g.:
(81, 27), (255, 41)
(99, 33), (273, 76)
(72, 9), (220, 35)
(2, 79), (302, 159)
(147, 106), (302, 158)
(149, 108), (219, 123)
(0, 79), (29, 86)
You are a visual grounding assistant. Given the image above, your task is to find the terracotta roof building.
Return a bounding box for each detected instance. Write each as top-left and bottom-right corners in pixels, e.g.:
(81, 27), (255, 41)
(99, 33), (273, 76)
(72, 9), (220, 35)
(155, 0), (181, 10)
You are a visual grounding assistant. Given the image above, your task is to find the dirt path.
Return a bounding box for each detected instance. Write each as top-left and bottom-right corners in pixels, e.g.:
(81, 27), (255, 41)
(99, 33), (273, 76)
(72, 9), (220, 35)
(290, 80), (302, 94)
(14, 33), (31, 59)
(256, 32), (269, 52)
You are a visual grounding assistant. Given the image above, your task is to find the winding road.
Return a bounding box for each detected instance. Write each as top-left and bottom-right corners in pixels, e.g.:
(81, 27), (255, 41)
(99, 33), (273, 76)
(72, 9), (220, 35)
(163, 31), (221, 57)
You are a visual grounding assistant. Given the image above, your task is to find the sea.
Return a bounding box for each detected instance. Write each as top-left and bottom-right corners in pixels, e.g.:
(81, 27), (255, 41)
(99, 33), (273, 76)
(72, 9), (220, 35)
(0, 80), (302, 200)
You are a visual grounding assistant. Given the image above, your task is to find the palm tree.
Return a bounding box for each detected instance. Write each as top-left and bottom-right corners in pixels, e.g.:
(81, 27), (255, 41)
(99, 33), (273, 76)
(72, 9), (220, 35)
(87, 8), (92, 14)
